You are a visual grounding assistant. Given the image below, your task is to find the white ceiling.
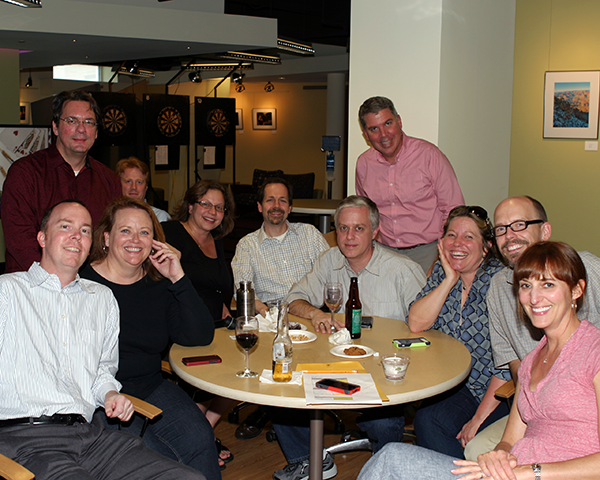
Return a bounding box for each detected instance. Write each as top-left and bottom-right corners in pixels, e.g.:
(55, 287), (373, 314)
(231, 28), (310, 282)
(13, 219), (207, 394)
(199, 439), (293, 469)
(0, 0), (276, 70)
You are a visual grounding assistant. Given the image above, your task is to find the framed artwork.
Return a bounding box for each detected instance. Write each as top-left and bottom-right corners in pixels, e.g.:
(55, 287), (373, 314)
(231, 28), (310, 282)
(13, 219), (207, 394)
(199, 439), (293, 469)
(252, 108), (277, 130)
(19, 103), (29, 124)
(0, 126), (51, 189)
(544, 71), (600, 139)
(236, 109), (243, 130)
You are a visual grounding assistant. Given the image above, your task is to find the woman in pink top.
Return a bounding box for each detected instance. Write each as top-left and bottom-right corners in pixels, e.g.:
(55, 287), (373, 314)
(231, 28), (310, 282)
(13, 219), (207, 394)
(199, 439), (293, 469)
(357, 241), (600, 480)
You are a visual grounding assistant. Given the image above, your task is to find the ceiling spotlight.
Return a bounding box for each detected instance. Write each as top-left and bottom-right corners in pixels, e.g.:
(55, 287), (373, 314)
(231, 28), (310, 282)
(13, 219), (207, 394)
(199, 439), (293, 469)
(25, 71), (32, 88)
(188, 71), (202, 83)
(128, 62), (140, 75)
(264, 81), (275, 93)
(231, 72), (245, 85)
(1, 0), (42, 7)
(235, 83), (245, 93)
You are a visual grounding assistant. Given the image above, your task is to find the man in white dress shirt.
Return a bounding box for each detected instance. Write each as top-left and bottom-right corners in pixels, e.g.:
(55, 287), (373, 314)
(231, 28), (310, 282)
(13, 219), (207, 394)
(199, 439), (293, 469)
(0, 200), (203, 480)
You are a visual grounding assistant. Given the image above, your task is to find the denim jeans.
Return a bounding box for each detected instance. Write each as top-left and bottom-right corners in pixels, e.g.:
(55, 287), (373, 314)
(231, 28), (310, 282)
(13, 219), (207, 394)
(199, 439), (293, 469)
(413, 383), (510, 459)
(270, 405), (405, 464)
(357, 443), (460, 480)
(103, 380), (221, 480)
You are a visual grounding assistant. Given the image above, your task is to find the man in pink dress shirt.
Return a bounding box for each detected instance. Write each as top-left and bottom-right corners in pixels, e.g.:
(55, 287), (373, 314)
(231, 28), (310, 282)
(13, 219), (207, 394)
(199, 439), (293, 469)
(356, 96), (464, 273)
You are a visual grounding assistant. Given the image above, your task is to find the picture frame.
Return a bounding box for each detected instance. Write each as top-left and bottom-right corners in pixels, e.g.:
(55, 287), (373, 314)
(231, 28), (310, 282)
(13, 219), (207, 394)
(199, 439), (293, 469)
(544, 71), (600, 139)
(252, 108), (277, 130)
(235, 108), (243, 130)
(19, 103), (30, 124)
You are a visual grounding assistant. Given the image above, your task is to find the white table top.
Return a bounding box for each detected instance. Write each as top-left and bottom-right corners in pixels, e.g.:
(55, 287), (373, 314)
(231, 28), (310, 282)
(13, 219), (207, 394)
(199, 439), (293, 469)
(170, 315), (471, 410)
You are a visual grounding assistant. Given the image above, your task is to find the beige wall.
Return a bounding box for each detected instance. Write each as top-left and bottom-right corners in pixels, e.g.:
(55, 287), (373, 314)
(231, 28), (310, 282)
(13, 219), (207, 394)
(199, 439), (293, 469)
(0, 49), (19, 125)
(348, 0), (515, 217)
(510, 0), (600, 255)
(228, 81), (328, 190)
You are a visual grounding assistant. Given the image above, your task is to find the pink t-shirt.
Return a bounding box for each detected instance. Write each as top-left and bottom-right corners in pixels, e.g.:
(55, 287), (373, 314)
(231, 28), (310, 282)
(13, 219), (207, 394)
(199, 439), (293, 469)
(511, 320), (600, 464)
(355, 134), (464, 248)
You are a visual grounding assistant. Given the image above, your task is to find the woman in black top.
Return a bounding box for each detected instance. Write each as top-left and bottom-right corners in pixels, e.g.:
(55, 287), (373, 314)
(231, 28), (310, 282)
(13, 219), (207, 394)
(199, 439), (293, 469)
(80, 197), (221, 480)
(162, 180), (235, 323)
(162, 180), (236, 466)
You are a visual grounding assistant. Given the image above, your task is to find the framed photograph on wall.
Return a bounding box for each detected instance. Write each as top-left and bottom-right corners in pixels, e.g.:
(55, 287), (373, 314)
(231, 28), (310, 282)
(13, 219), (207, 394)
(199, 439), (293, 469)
(236, 109), (243, 130)
(19, 103), (30, 124)
(252, 108), (277, 130)
(544, 70), (600, 139)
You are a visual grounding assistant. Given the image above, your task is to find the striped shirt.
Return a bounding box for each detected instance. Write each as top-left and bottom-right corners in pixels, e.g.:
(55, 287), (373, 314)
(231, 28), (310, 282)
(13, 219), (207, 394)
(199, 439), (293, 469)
(232, 222), (330, 303)
(286, 242), (426, 320)
(0, 262), (121, 422)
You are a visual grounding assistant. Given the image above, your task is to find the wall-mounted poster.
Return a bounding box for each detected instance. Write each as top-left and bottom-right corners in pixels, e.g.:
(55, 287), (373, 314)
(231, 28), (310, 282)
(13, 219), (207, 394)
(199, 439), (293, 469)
(0, 126), (51, 190)
(252, 108), (277, 130)
(544, 71), (600, 139)
(236, 109), (243, 130)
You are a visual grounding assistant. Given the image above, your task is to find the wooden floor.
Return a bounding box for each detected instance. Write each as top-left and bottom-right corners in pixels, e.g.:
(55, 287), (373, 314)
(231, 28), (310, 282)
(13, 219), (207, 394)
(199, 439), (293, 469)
(216, 407), (372, 480)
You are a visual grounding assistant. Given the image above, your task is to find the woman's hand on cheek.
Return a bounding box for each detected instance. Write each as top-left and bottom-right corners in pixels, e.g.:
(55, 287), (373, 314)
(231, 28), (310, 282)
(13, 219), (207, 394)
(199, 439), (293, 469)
(438, 240), (460, 286)
(150, 240), (184, 283)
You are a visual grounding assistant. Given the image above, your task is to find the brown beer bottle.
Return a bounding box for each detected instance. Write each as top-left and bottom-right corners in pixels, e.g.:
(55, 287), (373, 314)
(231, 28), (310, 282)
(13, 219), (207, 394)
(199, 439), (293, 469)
(345, 277), (362, 339)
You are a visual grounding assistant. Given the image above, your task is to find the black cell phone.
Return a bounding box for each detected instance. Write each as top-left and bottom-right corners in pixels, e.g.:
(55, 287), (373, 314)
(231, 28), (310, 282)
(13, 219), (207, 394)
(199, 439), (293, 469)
(315, 378), (361, 395)
(393, 337), (431, 348)
(182, 355), (222, 366)
(361, 316), (373, 329)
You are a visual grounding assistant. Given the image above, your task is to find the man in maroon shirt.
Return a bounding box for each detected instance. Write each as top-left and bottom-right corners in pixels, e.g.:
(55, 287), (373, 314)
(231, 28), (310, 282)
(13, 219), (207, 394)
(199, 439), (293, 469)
(1, 90), (122, 273)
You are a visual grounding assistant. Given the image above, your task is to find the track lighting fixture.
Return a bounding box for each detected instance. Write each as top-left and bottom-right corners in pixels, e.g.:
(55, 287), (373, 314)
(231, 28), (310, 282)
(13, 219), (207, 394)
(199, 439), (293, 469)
(1, 0), (42, 7)
(188, 71), (202, 83)
(264, 82), (274, 93)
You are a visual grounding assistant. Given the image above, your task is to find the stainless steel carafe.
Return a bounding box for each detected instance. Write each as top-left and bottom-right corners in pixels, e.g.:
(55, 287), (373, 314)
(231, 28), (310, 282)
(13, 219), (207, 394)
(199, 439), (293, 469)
(236, 280), (255, 317)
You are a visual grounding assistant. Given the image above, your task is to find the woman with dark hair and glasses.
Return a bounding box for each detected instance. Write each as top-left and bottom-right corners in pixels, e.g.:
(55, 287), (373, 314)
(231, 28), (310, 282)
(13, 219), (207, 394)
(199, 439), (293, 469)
(162, 180), (235, 324)
(407, 205), (511, 458)
(162, 179), (236, 467)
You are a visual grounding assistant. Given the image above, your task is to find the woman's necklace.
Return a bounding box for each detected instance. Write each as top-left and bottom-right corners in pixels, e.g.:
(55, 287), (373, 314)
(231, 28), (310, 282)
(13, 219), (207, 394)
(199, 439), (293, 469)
(542, 328), (577, 364)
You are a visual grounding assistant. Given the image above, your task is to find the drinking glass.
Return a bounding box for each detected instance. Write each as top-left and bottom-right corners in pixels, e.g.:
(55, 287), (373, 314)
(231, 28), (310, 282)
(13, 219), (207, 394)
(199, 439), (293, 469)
(323, 282), (343, 331)
(235, 316), (259, 378)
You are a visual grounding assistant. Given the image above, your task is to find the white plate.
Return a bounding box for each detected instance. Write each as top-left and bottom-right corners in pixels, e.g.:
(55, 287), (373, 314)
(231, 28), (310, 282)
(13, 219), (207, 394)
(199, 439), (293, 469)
(329, 345), (374, 359)
(290, 331), (317, 344)
(289, 322), (308, 331)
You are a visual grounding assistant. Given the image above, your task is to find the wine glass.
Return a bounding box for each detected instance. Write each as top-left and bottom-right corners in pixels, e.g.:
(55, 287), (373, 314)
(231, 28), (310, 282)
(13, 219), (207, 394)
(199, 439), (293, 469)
(324, 282), (343, 331)
(235, 316), (259, 378)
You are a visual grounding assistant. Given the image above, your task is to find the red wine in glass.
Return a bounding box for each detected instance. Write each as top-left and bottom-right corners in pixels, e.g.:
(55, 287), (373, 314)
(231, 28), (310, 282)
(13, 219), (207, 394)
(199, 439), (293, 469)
(235, 316), (259, 378)
(236, 333), (258, 349)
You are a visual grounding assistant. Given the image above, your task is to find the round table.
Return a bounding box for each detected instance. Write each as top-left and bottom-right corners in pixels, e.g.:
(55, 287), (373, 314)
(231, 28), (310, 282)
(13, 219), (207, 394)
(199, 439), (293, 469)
(170, 315), (471, 479)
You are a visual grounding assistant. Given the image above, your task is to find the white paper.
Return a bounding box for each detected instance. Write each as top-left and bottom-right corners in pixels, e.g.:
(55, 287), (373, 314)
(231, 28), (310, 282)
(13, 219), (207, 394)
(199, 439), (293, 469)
(156, 145), (168, 165)
(204, 146), (216, 165)
(303, 373), (382, 406)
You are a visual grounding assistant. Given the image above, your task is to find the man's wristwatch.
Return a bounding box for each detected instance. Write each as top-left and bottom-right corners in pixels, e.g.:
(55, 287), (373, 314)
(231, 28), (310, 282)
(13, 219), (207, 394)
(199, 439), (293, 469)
(531, 463), (542, 479)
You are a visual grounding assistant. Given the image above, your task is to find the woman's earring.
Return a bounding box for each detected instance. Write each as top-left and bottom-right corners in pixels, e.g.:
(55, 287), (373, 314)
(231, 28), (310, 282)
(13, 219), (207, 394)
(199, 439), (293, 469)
(103, 244), (108, 253)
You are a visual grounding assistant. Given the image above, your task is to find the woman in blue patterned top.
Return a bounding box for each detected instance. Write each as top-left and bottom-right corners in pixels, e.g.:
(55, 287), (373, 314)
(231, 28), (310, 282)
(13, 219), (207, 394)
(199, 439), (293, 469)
(407, 205), (511, 458)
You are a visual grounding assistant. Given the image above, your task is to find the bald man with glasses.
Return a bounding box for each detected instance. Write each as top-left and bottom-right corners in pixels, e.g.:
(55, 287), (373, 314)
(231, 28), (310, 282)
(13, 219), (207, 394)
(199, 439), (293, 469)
(1, 90), (121, 273)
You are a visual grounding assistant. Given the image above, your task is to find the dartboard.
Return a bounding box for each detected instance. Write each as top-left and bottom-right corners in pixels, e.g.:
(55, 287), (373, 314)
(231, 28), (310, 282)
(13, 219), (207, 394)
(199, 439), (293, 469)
(207, 108), (230, 137)
(157, 106), (182, 137)
(102, 105), (127, 136)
